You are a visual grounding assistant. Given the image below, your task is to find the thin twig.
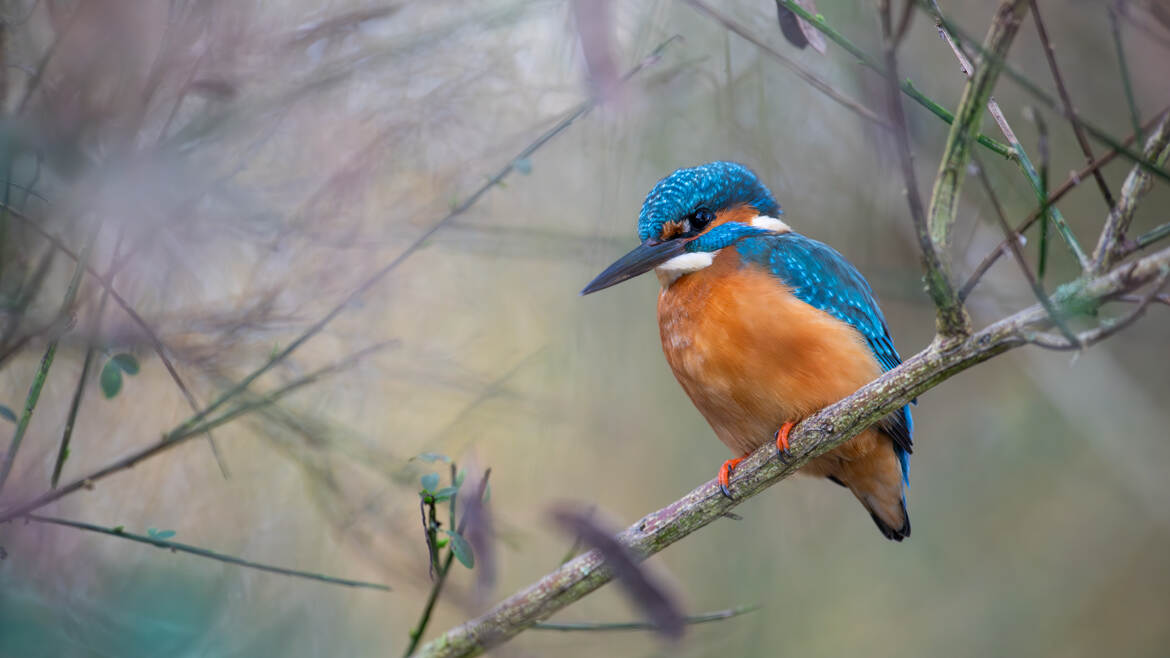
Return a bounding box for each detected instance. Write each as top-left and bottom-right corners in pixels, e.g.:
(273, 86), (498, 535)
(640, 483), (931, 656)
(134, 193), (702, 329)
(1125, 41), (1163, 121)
(932, 6), (1170, 184)
(922, 0), (1032, 336)
(1092, 112), (1170, 272)
(532, 605), (760, 632)
(1026, 270), (1170, 350)
(51, 228), (126, 488)
(0, 225), (96, 496)
(682, 0), (888, 128)
(0, 341), (393, 523)
(928, 0), (1088, 268)
(165, 35), (682, 448)
(404, 469), (491, 657)
(23, 514), (390, 590)
(1107, 3), (1143, 144)
(1029, 0), (1115, 210)
(879, 1), (957, 336)
(776, 0), (1014, 159)
(3, 209), (231, 479)
(960, 109), (1168, 300)
(973, 155), (1079, 346)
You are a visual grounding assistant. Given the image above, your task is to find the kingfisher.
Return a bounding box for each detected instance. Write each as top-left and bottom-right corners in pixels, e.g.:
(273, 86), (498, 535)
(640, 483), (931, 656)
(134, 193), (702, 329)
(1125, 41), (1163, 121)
(582, 161), (912, 541)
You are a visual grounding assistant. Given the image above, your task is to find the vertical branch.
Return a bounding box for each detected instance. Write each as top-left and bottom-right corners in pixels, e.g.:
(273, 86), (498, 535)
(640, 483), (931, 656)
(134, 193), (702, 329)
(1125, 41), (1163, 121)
(1091, 112), (1170, 272)
(878, 2), (962, 336)
(925, 0), (1031, 336)
(928, 1), (1087, 266)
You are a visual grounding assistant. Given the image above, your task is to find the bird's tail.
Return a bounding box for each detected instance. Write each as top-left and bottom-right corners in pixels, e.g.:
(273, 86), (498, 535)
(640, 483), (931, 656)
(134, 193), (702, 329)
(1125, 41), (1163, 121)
(835, 441), (911, 541)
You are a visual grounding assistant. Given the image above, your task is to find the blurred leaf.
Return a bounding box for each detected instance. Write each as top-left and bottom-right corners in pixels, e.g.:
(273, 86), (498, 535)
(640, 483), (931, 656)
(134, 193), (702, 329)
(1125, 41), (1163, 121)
(146, 528), (176, 540)
(414, 452), (452, 464)
(100, 361), (123, 398)
(776, 0), (826, 54)
(421, 472), (440, 492)
(0, 405), (16, 423)
(445, 529), (475, 569)
(513, 157), (532, 175)
(435, 537), (449, 549)
(110, 353), (140, 375)
(433, 486), (460, 501)
(455, 469), (466, 486)
(551, 506), (683, 640)
(112, 526), (124, 534)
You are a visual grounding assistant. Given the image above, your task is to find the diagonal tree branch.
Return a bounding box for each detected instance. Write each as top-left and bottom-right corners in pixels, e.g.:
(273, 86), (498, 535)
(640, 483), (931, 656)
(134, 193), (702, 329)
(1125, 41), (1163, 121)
(411, 243), (1170, 657)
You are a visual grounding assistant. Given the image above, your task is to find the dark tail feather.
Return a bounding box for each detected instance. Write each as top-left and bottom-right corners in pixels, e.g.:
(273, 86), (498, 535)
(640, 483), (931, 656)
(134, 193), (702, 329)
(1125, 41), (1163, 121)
(866, 497), (911, 542)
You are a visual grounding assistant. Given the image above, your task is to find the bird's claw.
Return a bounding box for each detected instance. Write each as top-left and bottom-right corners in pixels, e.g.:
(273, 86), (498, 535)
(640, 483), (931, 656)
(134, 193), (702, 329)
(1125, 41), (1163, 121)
(774, 421), (795, 464)
(717, 456), (746, 500)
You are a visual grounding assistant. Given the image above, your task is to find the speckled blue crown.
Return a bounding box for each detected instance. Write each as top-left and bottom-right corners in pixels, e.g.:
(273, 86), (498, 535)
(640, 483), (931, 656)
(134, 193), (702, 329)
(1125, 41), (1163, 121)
(637, 161), (781, 242)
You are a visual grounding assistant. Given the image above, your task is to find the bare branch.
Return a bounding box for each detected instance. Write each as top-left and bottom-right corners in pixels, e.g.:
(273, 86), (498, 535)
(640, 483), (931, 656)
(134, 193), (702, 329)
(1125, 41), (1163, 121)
(411, 243), (1170, 658)
(23, 514), (390, 591)
(972, 156), (1078, 345)
(879, 1), (960, 339)
(922, 0), (1031, 337)
(961, 108), (1169, 300)
(1030, 0), (1116, 210)
(1092, 111), (1170, 273)
(683, 0), (889, 128)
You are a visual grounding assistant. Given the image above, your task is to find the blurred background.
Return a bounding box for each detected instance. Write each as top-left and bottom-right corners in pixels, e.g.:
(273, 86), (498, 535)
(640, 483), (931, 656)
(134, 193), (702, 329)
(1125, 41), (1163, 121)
(1, 1), (1168, 656)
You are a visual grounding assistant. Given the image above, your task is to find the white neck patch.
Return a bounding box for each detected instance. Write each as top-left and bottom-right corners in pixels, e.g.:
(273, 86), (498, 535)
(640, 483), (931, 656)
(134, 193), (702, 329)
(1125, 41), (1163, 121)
(655, 251), (716, 287)
(750, 215), (792, 233)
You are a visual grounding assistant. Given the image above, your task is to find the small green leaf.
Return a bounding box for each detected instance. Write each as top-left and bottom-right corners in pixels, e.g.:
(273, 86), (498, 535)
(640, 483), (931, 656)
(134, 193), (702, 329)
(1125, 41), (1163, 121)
(445, 529), (474, 568)
(432, 485), (459, 501)
(420, 472), (440, 492)
(110, 353), (140, 375)
(112, 526), (124, 534)
(0, 405), (16, 423)
(414, 452), (451, 464)
(435, 537), (449, 549)
(455, 469), (466, 487)
(147, 528), (176, 540)
(99, 361), (123, 398)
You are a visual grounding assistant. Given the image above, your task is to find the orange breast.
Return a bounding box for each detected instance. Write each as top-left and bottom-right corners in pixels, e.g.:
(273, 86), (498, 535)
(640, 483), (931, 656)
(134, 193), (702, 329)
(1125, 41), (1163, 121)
(657, 247), (883, 456)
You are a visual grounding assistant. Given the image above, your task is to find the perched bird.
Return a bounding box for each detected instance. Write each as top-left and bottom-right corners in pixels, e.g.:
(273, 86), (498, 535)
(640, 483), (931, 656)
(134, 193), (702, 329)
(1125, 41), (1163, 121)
(582, 161), (912, 541)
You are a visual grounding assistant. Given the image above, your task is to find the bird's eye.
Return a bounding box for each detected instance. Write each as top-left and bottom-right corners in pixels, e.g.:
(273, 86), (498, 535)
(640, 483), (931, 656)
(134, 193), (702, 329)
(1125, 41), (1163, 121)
(690, 207), (715, 231)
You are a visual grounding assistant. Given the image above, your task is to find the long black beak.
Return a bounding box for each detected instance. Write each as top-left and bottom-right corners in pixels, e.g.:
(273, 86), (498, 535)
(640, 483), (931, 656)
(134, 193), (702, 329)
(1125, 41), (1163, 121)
(580, 239), (688, 295)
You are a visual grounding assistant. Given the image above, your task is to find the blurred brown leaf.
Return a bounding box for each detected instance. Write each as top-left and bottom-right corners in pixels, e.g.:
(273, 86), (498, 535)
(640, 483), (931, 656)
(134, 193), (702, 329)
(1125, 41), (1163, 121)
(550, 505), (683, 640)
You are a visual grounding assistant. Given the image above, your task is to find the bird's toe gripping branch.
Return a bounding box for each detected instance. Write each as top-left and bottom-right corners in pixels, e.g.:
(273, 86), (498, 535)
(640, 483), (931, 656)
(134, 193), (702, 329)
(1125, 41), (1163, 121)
(775, 421), (795, 464)
(717, 456), (747, 499)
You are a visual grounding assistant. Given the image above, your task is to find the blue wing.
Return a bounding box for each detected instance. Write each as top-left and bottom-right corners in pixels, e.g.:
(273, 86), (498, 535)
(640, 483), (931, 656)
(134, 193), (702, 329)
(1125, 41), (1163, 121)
(735, 232), (912, 481)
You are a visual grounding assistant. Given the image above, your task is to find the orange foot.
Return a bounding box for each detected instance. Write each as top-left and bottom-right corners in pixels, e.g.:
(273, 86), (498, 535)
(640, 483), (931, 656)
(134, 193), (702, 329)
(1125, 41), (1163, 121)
(717, 455), (747, 499)
(775, 421), (795, 464)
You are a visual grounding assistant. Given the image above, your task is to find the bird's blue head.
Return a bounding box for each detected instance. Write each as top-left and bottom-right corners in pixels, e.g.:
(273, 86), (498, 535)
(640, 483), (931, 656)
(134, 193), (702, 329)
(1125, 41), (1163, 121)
(582, 161), (784, 294)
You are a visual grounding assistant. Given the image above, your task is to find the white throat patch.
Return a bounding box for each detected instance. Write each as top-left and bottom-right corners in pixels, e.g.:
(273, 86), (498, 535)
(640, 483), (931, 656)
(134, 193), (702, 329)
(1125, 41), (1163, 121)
(655, 251), (716, 287)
